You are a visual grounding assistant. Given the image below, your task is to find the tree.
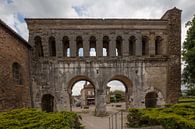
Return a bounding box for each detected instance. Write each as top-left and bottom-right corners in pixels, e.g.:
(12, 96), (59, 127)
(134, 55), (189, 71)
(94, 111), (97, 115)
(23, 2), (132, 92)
(182, 15), (195, 89)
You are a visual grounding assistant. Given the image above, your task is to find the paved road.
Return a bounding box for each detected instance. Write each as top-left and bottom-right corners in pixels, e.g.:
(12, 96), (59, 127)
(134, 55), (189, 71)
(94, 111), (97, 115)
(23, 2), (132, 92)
(75, 102), (128, 129)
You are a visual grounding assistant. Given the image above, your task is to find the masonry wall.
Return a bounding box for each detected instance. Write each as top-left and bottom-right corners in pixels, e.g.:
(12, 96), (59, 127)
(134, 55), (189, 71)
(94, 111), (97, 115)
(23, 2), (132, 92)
(26, 7), (181, 115)
(0, 24), (31, 111)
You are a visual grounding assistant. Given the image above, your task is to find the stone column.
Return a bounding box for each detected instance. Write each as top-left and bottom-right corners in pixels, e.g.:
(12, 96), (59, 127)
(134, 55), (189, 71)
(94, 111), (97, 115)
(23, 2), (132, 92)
(109, 36), (116, 57)
(149, 33), (155, 56)
(162, 35), (168, 56)
(123, 36), (129, 56)
(69, 35), (76, 57)
(95, 89), (107, 116)
(96, 35), (103, 57)
(42, 34), (49, 57)
(56, 34), (63, 57)
(135, 32), (142, 56)
(83, 35), (90, 57)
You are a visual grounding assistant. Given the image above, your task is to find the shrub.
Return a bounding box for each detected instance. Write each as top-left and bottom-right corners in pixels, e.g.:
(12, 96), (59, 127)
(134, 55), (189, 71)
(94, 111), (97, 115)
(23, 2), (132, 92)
(0, 108), (83, 129)
(127, 103), (195, 129)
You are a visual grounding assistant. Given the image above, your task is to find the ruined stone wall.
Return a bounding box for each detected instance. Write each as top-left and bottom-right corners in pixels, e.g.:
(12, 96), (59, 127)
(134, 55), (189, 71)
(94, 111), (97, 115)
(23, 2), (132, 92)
(26, 7), (181, 115)
(0, 24), (31, 111)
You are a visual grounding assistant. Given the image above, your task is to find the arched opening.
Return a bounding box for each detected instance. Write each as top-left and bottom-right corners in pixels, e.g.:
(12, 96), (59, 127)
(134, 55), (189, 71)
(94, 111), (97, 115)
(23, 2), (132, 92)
(107, 75), (133, 112)
(41, 94), (54, 112)
(116, 36), (122, 56)
(12, 62), (22, 85)
(89, 36), (96, 56)
(34, 36), (44, 57)
(63, 36), (70, 57)
(49, 36), (56, 56)
(145, 92), (158, 108)
(103, 36), (109, 56)
(129, 36), (136, 55)
(76, 36), (83, 57)
(155, 36), (162, 55)
(67, 76), (96, 112)
(142, 36), (149, 55)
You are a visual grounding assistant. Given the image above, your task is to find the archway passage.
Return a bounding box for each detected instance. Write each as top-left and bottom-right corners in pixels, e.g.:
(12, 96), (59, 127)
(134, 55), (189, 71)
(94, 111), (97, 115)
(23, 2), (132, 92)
(68, 76), (96, 112)
(107, 80), (126, 111)
(41, 94), (54, 112)
(107, 75), (133, 111)
(145, 92), (158, 108)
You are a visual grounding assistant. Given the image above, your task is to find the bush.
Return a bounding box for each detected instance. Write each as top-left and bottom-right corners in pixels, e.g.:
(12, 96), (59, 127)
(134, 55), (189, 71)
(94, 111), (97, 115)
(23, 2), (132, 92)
(0, 108), (83, 129)
(127, 103), (195, 129)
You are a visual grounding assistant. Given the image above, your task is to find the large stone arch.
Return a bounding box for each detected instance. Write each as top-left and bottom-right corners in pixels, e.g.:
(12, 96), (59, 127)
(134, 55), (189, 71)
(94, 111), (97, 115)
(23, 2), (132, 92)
(67, 75), (96, 94)
(108, 75), (133, 109)
(66, 75), (96, 111)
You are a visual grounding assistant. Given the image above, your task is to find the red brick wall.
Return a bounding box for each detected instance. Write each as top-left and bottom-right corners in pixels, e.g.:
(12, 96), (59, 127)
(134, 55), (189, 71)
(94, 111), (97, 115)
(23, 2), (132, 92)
(0, 24), (31, 111)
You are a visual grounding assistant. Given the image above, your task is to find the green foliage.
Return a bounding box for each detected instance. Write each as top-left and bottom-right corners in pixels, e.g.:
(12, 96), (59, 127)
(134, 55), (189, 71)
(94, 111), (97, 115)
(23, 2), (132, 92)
(127, 103), (195, 129)
(110, 90), (125, 102)
(182, 15), (195, 89)
(0, 108), (83, 129)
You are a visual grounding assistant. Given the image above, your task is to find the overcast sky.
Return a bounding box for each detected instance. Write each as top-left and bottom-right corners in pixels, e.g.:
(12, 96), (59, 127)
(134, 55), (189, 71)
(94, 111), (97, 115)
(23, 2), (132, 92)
(0, 0), (194, 94)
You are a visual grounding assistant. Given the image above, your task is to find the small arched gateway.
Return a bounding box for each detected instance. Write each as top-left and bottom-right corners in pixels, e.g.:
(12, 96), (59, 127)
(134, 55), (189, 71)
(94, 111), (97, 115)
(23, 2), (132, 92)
(41, 94), (54, 112)
(145, 92), (158, 108)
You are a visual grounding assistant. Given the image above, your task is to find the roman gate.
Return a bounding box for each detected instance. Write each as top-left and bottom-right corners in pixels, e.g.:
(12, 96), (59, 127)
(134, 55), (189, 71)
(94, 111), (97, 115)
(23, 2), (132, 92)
(26, 7), (181, 116)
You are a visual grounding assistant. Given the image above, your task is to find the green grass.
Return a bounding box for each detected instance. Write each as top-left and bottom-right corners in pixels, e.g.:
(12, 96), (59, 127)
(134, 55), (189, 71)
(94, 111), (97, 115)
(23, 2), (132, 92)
(0, 108), (83, 129)
(127, 103), (195, 129)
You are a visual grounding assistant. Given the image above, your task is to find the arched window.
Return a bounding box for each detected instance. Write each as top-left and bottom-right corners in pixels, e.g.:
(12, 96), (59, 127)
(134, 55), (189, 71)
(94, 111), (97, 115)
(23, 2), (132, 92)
(12, 62), (22, 85)
(155, 36), (162, 55)
(116, 36), (122, 56)
(103, 36), (109, 56)
(34, 36), (44, 57)
(142, 36), (149, 55)
(76, 36), (83, 57)
(63, 36), (70, 57)
(129, 36), (136, 55)
(89, 36), (96, 56)
(49, 36), (56, 56)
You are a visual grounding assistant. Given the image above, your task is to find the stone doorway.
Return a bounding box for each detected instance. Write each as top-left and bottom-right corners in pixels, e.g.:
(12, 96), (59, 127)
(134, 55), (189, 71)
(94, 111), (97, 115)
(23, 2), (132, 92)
(41, 94), (54, 112)
(145, 92), (158, 108)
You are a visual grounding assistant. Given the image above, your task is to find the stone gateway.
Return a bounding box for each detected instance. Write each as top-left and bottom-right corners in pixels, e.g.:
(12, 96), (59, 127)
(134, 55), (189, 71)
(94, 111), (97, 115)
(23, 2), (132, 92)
(25, 7), (181, 116)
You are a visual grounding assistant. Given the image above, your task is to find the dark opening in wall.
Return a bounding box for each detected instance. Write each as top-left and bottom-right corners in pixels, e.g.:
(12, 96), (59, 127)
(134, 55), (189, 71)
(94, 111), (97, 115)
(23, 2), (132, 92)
(103, 36), (109, 56)
(12, 62), (22, 85)
(145, 92), (158, 108)
(41, 94), (54, 112)
(76, 36), (83, 57)
(142, 36), (149, 55)
(49, 36), (56, 57)
(129, 36), (136, 55)
(34, 36), (44, 57)
(155, 36), (162, 55)
(89, 36), (96, 56)
(63, 36), (70, 57)
(116, 36), (122, 56)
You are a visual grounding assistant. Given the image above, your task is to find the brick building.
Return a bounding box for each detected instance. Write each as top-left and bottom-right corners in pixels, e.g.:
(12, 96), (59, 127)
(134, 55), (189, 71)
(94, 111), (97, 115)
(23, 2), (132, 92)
(0, 19), (31, 111)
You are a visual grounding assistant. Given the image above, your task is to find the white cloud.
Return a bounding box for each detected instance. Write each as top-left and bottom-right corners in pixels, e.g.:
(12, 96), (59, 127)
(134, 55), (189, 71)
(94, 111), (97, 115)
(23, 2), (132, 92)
(0, 0), (195, 91)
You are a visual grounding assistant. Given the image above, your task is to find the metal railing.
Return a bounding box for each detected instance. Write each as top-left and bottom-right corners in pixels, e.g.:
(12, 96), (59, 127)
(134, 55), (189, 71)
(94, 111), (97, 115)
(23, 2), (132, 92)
(108, 110), (127, 129)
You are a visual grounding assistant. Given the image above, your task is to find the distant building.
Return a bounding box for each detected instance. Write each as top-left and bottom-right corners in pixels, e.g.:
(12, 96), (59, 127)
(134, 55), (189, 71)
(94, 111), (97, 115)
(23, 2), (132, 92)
(81, 82), (110, 106)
